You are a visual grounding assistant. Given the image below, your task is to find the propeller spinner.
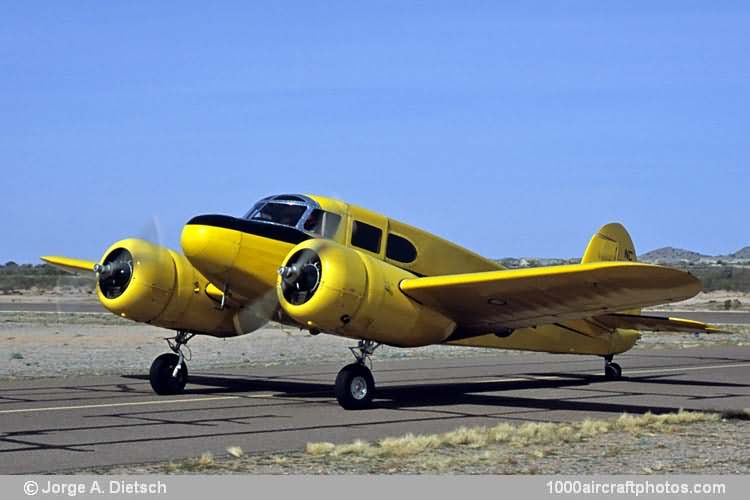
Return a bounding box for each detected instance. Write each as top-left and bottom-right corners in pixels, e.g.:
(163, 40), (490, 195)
(278, 249), (321, 305)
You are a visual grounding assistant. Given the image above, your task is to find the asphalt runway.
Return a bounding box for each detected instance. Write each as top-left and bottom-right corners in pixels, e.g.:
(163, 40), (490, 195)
(1, 346), (749, 473)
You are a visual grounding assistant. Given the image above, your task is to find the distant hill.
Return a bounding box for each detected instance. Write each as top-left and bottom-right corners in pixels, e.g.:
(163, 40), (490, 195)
(638, 246), (750, 264)
(638, 247), (710, 263)
(497, 246), (750, 267)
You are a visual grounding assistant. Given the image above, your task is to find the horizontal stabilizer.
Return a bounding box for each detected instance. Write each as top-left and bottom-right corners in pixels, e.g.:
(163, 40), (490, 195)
(593, 313), (722, 334)
(40, 256), (96, 275)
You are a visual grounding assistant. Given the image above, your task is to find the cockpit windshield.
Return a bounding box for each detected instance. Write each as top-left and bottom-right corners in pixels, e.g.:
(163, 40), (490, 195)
(243, 194), (342, 240)
(248, 202), (306, 227)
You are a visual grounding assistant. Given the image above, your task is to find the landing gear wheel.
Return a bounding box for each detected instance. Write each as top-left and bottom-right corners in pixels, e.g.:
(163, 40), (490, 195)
(150, 353), (188, 395)
(335, 363), (375, 410)
(604, 362), (622, 380)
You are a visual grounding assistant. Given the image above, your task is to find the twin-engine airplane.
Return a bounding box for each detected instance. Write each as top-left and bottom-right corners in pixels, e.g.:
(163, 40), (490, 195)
(43, 194), (715, 409)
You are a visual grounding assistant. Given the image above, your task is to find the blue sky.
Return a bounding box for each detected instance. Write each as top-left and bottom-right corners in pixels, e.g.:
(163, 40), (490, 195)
(2, 2), (748, 263)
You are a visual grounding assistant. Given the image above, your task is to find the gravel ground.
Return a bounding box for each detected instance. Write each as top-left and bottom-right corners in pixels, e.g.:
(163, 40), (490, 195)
(0, 312), (518, 379)
(1, 312), (749, 379)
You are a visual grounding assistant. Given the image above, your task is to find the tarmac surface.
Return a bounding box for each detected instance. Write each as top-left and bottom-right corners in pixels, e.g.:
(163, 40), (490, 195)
(1, 346), (749, 473)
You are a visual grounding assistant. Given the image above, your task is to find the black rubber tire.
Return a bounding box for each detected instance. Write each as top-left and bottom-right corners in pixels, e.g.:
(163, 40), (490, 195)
(150, 353), (188, 395)
(335, 363), (375, 410)
(604, 362), (622, 380)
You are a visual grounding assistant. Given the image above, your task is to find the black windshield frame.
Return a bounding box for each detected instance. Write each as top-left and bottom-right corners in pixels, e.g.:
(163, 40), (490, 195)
(243, 194), (341, 240)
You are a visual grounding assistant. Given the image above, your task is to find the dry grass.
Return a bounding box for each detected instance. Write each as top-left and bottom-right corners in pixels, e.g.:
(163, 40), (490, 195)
(77, 410), (750, 475)
(305, 442), (336, 456)
(197, 452), (214, 466)
(305, 410), (719, 458)
(162, 452), (217, 473)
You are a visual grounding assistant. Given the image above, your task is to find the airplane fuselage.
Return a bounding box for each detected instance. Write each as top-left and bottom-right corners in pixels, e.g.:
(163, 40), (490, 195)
(173, 194), (640, 355)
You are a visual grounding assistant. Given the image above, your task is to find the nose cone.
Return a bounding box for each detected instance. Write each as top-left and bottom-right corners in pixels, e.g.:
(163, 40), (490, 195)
(181, 215), (242, 280)
(180, 223), (210, 260)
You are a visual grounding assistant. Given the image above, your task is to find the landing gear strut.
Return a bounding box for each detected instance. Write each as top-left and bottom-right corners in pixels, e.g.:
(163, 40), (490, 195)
(150, 331), (194, 395)
(335, 340), (380, 410)
(603, 354), (622, 380)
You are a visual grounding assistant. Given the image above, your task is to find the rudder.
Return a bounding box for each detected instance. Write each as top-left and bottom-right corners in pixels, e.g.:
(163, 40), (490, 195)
(581, 223), (637, 264)
(582, 222), (639, 316)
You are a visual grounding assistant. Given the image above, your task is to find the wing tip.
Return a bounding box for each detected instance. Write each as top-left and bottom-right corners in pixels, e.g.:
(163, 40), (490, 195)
(39, 256), (96, 274)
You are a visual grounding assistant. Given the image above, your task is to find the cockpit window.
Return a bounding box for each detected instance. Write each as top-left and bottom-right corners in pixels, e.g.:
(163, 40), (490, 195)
(303, 209), (341, 239)
(249, 202), (306, 227)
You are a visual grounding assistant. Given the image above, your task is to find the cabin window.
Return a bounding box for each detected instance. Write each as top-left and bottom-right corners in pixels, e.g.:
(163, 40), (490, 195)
(386, 233), (417, 263)
(303, 209), (342, 239)
(351, 220), (382, 253)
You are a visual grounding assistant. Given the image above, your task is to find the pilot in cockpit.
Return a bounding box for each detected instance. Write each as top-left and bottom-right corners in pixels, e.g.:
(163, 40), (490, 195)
(303, 210), (323, 236)
(278, 205), (301, 226)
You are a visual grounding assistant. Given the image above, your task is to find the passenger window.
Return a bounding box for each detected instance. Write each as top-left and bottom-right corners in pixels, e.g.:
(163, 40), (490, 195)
(351, 221), (382, 253)
(386, 233), (417, 263)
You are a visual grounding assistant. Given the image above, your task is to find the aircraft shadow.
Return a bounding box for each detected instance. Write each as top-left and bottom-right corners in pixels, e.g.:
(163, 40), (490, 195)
(126, 370), (748, 415)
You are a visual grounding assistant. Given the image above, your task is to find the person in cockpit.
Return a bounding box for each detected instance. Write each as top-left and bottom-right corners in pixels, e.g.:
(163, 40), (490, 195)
(303, 210), (323, 236)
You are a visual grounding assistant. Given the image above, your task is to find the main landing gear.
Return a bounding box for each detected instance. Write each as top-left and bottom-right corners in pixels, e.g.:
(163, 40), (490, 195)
(603, 354), (622, 380)
(335, 340), (380, 410)
(150, 331), (194, 395)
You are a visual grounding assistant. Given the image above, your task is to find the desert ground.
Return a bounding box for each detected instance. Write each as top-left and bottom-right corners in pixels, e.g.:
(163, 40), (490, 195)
(1, 290), (749, 474)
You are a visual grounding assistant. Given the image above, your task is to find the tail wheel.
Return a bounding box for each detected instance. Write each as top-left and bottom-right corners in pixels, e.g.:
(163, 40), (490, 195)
(335, 363), (375, 410)
(150, 353), (188, 395)
(604, 362), (622, 380)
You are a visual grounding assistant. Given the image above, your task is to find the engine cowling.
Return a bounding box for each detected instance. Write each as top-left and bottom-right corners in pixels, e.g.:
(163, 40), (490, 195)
(96, 238), (235, 335)
(277, 239), (455, 347)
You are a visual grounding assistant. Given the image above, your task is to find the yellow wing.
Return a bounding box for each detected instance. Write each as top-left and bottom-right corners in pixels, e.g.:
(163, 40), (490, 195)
(41, 256), (96, 275)
(399, 262), (701, 331)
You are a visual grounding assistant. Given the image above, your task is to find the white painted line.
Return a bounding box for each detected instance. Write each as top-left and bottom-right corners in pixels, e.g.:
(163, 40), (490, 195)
(619, 362), (750, 376)
(0, 394), (277, 415)
(473, 375), (566, 384)
(461, 362), (750, 385)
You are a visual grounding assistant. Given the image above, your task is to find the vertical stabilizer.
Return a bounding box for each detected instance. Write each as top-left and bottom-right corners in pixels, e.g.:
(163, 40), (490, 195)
(581, 223), (636, 264)
(582, 223), (639, 316)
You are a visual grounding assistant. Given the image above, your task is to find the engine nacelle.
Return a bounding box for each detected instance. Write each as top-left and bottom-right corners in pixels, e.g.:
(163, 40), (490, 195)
(277, 240), (455, 347)
(96, 239), (235, 336)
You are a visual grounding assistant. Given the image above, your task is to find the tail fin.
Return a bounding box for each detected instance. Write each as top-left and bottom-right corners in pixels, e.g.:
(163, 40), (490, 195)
(581, 223), (637, 264)
(582, 223), (639, 315)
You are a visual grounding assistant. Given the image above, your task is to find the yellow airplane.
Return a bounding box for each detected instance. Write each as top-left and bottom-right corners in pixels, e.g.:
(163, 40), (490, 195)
(43, 194), (715, 409)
